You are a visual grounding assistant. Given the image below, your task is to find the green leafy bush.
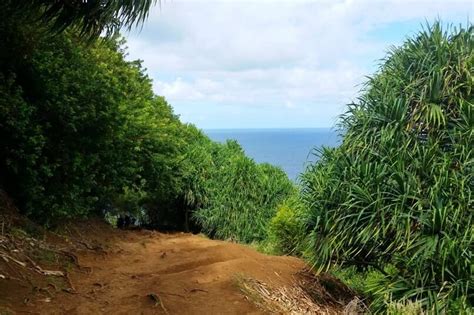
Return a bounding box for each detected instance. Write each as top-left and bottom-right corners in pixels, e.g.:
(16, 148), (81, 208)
(0, 8), (295, 235)
(300, 23), (473, 312)
(0, 10), (184, 223)
(192, 141), (295, 243)
(267, 195), (308, 255)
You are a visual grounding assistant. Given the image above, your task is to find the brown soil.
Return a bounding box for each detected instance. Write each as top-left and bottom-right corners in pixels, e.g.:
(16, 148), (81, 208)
(0, 205), (357, 314)
(62, 231), (307, 314)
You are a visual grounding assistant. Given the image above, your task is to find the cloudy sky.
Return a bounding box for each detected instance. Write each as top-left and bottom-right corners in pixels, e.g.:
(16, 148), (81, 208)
(124, 0), (472, 129)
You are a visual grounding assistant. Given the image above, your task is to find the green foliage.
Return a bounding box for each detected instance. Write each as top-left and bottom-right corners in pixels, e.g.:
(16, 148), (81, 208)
(300, 23), (473, 312)
(0, 12), (183, 223)
(191, 140), (295, 243)
(5, 3), (473, 313)
(0, 5), (294, 238)
(386, 301), (424, 315)
(3, 0), (157, 38)
(267, 195), (308, 255)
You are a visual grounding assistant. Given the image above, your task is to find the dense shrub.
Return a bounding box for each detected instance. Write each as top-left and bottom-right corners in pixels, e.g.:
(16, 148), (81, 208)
(191, 140), (295, 243)
(267, 195), (308, 255)
(0, 8), (186, 224)
(300, 23), (473, 312)
(0, 8), (294, 236)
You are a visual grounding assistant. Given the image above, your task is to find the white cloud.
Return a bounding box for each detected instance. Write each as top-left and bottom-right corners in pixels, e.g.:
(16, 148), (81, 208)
(124, 0), (472, 128)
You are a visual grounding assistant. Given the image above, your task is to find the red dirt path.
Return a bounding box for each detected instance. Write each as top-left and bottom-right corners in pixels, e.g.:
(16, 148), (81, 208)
(3, 227), (308, 314)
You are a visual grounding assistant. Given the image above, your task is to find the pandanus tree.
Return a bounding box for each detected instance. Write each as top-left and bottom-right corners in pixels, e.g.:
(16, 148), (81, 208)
(0, 0), (159, 77)
(301, 22), (473, 312)
(3, 0), (158, 38)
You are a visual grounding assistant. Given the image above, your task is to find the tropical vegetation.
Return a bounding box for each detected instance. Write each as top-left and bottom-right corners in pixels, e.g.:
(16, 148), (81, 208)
(0, 1), (293, 238)
(0, 1), (472, 313)
(295, 23), (473, 313)
(5, 0), (157, 37)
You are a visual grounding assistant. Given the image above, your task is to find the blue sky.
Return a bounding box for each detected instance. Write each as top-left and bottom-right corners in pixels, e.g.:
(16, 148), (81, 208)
(124, 0), (472, 129)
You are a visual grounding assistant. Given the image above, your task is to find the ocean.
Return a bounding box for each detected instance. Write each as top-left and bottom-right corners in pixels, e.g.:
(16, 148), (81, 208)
(205, 128), (341, 181)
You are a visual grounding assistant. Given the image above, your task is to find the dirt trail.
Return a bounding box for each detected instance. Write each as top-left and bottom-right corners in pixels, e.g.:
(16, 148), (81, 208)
(19, 229), (306, 314)
(1, 215), (358, 315)
(0, 194), (357, 314)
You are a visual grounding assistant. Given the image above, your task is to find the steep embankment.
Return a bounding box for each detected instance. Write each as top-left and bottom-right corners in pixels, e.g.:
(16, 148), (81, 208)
(0, 213), (358, 314)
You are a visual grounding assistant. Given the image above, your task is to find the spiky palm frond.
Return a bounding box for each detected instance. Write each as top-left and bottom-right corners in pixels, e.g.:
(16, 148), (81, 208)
(6, 0), (157, 37)
(301, 22), (473, 313)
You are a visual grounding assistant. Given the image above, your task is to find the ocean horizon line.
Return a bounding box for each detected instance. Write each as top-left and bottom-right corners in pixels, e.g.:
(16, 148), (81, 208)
(203, 127), (337, 131)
